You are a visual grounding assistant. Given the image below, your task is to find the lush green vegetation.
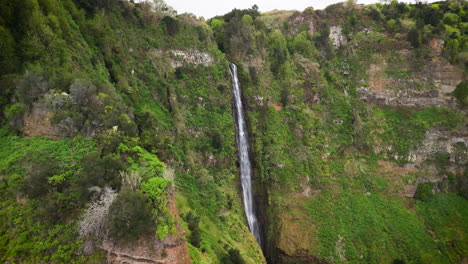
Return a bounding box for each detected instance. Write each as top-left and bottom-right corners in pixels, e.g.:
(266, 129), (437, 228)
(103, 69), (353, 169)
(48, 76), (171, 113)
(306, 191), (467, 263)
(0, 0), (466, 263)
(0, 130), (99, 262)
(208, 1), (467, 263)
(0, 0), (264, 262)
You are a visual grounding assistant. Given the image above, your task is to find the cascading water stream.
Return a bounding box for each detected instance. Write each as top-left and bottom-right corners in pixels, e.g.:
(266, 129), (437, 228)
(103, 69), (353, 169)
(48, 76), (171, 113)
(229, 63), (262, 246)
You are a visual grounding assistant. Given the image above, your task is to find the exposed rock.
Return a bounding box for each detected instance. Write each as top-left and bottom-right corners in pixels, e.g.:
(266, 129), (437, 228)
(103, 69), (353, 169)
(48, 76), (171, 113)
(268, 190), (324, 264)
(408, 128), (467, 169)
(376, 126), (467, 198)
(23, 108), (61, 139)
(288, 14), (315, 35)
(374, 123), (467, 198)
(358, 51), (464, 108)
(334, 235), (346, 262)
(429, 38), (444, 55)
(427, 56), (463, 94)
(329, 26), (346, 48)
(169, 49), (213, 67)
(377, 160), (434, 198)
(273, 105), (283, 111)
(154, 49), (214, 68)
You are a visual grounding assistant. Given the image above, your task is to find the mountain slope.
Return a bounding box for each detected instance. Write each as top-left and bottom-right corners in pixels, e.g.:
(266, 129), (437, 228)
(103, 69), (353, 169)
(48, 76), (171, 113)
(0, 0), (467, 264)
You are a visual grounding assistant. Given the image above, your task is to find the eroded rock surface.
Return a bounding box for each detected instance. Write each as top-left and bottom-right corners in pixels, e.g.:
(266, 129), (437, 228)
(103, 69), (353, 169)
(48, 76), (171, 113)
(329, 26), (347, 48)
(151, 49), (214, 68)
(358, 46), (464, 108)
(408, 128), (467, 169)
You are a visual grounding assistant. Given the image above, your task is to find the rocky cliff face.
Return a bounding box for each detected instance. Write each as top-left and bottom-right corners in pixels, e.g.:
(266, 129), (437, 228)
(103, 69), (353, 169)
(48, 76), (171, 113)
(357, 44), (464, 109)
(224, 4), (468, 263)
(2, 1), (467, 263)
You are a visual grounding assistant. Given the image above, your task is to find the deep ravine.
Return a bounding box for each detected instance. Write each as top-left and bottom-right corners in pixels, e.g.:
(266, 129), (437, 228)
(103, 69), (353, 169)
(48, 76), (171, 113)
(229, 63), (263, 247)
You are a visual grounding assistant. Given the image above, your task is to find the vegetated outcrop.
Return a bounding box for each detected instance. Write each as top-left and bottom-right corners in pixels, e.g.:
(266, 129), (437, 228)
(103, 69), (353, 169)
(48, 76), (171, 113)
(357, 44), (464, 108)
(0, 0), (467, 264)
(101, 192), (190, 264)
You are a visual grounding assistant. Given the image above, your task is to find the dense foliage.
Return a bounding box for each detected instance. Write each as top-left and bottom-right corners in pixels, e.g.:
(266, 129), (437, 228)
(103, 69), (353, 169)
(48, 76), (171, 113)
(0, 0), (466, 263)
(208, 0), (467, 263)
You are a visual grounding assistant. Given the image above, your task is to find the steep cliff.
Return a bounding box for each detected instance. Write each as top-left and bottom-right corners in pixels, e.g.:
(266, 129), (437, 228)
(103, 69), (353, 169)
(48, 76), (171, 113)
(209, 1), (467, 263)
(0, 1), (263, 263)
(0, 1), (467, 264)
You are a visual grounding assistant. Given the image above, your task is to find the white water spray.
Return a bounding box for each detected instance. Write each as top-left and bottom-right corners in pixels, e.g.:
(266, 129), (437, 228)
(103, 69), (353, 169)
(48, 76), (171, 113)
(230, 63), (262, 246)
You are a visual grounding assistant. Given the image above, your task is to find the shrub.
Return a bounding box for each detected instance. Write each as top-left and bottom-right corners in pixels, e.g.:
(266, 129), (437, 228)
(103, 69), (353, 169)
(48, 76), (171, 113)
(162, 16), (179, 36)
(77, 152), (124, 200)
(268, 29), (289, 76)
(414, 182), (434, 201)
(4, 103), (25, 129)
(69, 79), (96, 107)
(443, 13), (460, 26)
(140, 176), (174, 240)
(444, 38), (461, 63)
(190, 228), (201, 248)
(107, 187), (152, 241)
(386, 19), (398, 32)
(120, 170), (142, 191)
(289, 31), (317, 59)
(241, 14), (253, 25)
(23, 159), (58, 198)
(184, 211), (201, 247)
(15, 71), (49, 109)
(407, 28), (422, 48)
(210, 18), (224, 30)
(452, 81), (467, 107)
(222, 248), (244, 264)
(0, 26), (19, 75)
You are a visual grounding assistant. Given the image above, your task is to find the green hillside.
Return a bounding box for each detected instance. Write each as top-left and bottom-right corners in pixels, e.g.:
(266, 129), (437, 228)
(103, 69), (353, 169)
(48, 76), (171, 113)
(0, 0), (466, 263)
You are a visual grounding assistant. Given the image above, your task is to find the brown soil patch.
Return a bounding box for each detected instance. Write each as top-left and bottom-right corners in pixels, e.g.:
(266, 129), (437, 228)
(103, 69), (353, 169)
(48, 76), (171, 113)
(274, 105), (283, 111)
(23, 109), (60, 139)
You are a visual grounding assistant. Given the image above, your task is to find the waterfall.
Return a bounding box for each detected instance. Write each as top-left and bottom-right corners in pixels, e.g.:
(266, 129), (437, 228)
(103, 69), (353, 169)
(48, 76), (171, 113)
(229, 63), (262, 246)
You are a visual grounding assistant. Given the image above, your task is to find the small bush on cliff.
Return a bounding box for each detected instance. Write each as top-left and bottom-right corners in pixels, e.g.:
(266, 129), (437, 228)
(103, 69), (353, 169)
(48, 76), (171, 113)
(140, 176), (174, 240)
(414, 182), (434, 201)
(107, 187), (152, 241)
(184, 211), (201, 247)
(15, 71), (49, 110)
(78, 152), (124, 201)
(452, 81), (467, 107)
(22, 159), (58, 198)
(221, 248), (244, 264)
